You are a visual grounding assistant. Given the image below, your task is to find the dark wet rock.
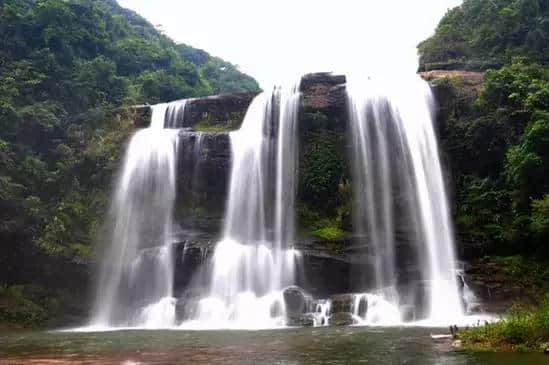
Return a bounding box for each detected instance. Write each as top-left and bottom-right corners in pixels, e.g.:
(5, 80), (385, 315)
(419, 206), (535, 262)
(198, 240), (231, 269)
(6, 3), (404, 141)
(300, 73), (347, 114)
(173, 240), (214, 297)
(283, 286), (308, 315)
(133, 72), (350, 130)
(129, 105), (152, 128)
(356, 296), (368, 318)
(460, 258), (539, 314)
(330, 294), (354, 314)
(330, 312), (355, 326)
(286, 313), (315, 327)
(293, 238), (359, 298)
(174, 131), (231, 225)
(182, 92), (258, 131)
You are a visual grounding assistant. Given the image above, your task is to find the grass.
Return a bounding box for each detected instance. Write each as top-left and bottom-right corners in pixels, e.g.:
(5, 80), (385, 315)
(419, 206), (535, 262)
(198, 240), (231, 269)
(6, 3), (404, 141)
(312, 225), (345, 240)
(310, 218), (346, 241)
(193, 122), (228, 132)
(460, 295), (549, 352)
(193, 112), (243, 132)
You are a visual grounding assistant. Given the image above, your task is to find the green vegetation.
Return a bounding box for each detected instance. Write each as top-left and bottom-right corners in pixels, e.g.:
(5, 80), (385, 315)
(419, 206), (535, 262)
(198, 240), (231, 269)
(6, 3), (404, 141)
(0, 285), (49, 327)
(312, 223), (346, 241)
(297, 111), (350, 240)
(438, 60), (549, 256)
(0, 0), (259, 327)
(460, 296), (549, 352)
(193, 111), (244, 132)
(493, 256), (549, 289)
(418, 0), (548, 70)
(475, 255), (549, 293)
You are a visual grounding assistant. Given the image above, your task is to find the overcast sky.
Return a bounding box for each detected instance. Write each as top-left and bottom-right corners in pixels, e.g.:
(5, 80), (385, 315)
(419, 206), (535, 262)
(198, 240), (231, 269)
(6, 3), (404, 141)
(118, 0), (463, 88)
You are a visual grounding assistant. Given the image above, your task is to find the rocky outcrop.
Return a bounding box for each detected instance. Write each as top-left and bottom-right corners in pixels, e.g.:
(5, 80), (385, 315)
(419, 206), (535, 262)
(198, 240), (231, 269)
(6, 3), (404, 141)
(132, 73), (348, 129)
(174, 131), (230, 227)
(420, 70), (484, 138)
(131, 92), (257, 129)
(300, 73), (346, 112)
(330, 312), (355, 326)
(182, 92), (258, 131)
(462, 258), (538, 313)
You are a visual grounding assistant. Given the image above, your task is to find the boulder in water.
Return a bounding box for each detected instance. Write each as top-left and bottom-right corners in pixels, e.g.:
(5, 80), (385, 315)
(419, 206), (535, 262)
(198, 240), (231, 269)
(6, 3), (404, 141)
(283, 286), (308, 315)
(330, 294), (353, 313)
(330, 312), (355, 326)
(286, 313), (315, 327)
(356, 295), (368, 318)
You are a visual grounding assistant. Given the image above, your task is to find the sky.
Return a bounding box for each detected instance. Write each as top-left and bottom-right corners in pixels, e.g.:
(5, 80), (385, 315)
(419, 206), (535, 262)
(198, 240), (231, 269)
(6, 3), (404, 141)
(117, 0), (463, 88)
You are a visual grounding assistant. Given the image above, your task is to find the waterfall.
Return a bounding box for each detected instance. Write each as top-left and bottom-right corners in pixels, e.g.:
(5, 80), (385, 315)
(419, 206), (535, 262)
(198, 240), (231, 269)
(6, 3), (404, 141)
(346, 75), (463, 324)
(90, 100), (187, 329)
(84, 74), (475, 331)
(182, 84), (301, 329)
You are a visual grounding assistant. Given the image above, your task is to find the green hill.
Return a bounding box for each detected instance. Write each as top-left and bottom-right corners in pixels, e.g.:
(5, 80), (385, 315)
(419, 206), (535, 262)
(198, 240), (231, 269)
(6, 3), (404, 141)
(418, 0), (548, 71)
(0, 0), (259, 327)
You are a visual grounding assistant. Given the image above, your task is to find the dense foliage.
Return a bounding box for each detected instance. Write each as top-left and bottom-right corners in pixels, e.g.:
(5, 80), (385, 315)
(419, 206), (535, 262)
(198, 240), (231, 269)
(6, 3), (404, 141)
(439, 60), (549, 256)
(298, 111), (351, 240)
(0, 0), (259, 327)
(418, 0), (549, 70)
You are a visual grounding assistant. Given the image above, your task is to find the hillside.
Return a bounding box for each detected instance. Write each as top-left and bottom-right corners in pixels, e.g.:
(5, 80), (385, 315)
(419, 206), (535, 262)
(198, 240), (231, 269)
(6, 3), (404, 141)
(418, 0), (548, 71)
(0, 0), (259, 327)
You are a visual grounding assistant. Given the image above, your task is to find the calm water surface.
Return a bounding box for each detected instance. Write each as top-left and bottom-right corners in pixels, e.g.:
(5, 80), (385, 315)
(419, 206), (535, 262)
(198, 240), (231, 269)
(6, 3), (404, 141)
(0, 327), (546, 364)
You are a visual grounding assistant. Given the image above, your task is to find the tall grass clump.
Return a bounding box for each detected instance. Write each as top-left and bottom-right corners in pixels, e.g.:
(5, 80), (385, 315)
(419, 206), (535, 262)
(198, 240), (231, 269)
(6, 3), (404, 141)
(461, 295), (549, 352)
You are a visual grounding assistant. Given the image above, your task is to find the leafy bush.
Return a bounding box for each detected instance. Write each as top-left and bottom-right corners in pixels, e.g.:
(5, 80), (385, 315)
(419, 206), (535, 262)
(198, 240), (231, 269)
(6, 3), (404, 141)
(312, 223), (346, 241)
(0, 285), (49, 327)
(531, 195), (549, 241)
(461, 295), (549, 351)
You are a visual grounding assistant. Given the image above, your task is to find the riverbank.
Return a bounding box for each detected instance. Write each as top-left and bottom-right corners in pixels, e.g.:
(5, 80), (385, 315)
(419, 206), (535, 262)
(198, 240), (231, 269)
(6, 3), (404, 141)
(460, 295), (549, 353)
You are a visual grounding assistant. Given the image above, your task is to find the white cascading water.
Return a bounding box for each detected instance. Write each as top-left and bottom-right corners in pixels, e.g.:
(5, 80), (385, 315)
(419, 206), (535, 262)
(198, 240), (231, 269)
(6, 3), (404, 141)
(352, 293), (402, 326)
(312, 300), (332, 327)
(89, 100), (187, 329)
(182, 84), (301, 329)
(346, 75), (464, 324)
